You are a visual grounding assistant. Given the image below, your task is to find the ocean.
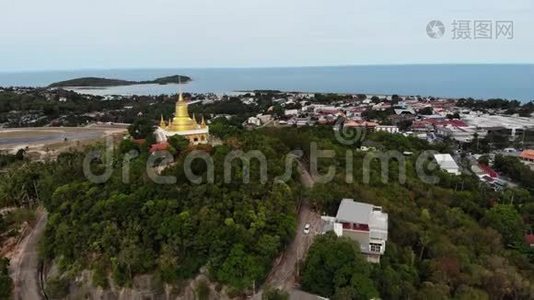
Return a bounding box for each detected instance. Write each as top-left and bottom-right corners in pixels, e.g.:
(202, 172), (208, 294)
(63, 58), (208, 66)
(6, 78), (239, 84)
(0, 65), (533, 102)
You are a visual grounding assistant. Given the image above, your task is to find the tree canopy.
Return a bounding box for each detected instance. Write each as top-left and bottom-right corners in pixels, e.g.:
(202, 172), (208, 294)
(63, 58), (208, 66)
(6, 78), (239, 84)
(301, 233), (378, 299)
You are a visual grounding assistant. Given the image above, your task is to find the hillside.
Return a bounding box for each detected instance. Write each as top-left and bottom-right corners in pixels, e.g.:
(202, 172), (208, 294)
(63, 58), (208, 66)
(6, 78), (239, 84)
(2, 125), (534, 299)
(48, 75), (191, 87)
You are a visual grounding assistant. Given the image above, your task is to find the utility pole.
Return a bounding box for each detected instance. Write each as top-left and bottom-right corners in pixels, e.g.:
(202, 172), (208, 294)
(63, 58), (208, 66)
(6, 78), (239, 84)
(522, 126), (526, 149)
(252, 280), (255, 295)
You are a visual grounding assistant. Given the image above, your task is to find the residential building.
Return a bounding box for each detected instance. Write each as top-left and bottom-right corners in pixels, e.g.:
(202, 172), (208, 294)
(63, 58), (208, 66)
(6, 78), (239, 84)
(410, 120), (434, 132)
(247, 116), (262, 126)
(375, 125), (399, 134)
(284, 109), (299, 116)
(323, 199), (388, 263)
(287, 117), (315, 127)
(433, 153), (461, 175)
(394, 108), (415, 115)
(462, 113), (534, 140)
(520, 149), (534, 162)
(435, 125), (477, 143)
(343, 120), (378, 131)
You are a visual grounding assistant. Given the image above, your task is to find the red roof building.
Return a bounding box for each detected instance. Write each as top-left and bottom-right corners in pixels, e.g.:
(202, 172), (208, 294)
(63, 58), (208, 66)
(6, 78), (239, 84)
(432, 119), (468, 127)
(344, 120), (378, 128)
(149, 142), (169, 153)
(411, 120), (434, 132)
(520, 150), (534, 162)
(479, 164), (498, 178)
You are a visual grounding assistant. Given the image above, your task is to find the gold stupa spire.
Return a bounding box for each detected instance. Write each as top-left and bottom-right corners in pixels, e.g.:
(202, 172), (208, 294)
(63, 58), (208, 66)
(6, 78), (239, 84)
(201, 115), (207, 128)
(169, 91), (197, 131)
(159, 114), (166, 128)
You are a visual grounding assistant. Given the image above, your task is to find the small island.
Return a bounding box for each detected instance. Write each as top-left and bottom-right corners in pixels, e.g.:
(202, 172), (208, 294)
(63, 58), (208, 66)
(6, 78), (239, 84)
(48, 75), (192, 88)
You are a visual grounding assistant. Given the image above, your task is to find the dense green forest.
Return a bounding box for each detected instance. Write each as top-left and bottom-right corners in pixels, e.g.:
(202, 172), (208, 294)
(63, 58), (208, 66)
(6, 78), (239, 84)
(2, 124), (534, 298)
(1, 129), (302, 294)
(301, 233), (379, 299)
(292, 128), (534, 299)
(0, 258), (12, 299)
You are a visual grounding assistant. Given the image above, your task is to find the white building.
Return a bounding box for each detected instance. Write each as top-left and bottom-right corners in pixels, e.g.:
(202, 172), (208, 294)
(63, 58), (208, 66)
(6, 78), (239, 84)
(247, 116), (262, 126)
(462, 113), (534, 139)
(284, 109), (300, 116)
(323, 199), (388, 263)
(394, 107), (415, 115)
(375, 125), (399, 134)
(435, 125), (485, 143)
(433, 153), (461, 175)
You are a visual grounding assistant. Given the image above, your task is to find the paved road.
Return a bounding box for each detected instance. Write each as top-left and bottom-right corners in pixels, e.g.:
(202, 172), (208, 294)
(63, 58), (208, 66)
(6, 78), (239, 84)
(9, 209), (48, 300)
(260, 161), (323, 292)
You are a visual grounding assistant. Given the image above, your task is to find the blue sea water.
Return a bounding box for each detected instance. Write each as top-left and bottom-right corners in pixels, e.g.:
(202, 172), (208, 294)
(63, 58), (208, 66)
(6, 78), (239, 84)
(0, 65), (533, 102)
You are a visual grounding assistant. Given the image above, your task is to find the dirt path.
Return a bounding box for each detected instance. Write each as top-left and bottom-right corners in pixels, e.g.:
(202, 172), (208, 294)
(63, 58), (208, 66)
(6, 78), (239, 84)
(0, 126), (127, 156)
(0, 206), (17, 215)
(9, 209), (48, 300)
(259, 161), (322, 293)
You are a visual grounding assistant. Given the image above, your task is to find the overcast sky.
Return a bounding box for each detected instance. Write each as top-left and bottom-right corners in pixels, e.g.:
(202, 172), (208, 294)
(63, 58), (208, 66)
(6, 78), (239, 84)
(1, 0), (533, 71)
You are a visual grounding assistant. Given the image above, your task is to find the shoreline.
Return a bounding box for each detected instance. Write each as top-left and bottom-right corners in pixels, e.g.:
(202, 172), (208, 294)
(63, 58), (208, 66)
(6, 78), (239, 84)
(1, 65), (533, 101)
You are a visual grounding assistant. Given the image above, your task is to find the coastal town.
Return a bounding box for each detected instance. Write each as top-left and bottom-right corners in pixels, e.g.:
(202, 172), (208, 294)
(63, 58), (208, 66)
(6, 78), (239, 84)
(2, 84), (534, 299)
(2, 0), (534, 298)
(3, 85), (534, 164)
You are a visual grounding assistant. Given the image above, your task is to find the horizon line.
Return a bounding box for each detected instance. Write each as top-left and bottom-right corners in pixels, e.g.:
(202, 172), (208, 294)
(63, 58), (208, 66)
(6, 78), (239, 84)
(2, 63), (534, 74)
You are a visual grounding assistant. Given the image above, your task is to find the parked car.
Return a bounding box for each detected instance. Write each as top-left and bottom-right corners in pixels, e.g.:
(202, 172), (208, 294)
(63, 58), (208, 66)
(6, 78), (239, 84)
(304, 223), (311, 234)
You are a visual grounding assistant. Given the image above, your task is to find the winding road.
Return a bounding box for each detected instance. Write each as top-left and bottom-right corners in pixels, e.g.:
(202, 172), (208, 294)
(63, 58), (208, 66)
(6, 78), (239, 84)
(255, 161), (323, 297)
(6, 160), (318, 299)
(9, 209), (48, 300)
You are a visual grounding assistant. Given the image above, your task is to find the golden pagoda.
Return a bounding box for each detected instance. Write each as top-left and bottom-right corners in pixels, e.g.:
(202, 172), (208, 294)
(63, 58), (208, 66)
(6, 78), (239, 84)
(157, 92), (209, 145)
(169, 93), (198, 131)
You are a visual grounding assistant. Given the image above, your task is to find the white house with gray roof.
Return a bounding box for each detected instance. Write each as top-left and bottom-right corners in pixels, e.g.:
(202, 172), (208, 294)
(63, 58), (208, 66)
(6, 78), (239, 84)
(323, 199), (388, 263)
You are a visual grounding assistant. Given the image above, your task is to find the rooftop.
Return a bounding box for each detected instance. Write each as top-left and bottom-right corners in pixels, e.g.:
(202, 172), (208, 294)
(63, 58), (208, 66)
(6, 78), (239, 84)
(335, 199), (388, 229)
(520, 150), (534, 161)
(433, 154), (460, 172)
(463, 114), (534, 129)
(149, 142), (169, 153)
